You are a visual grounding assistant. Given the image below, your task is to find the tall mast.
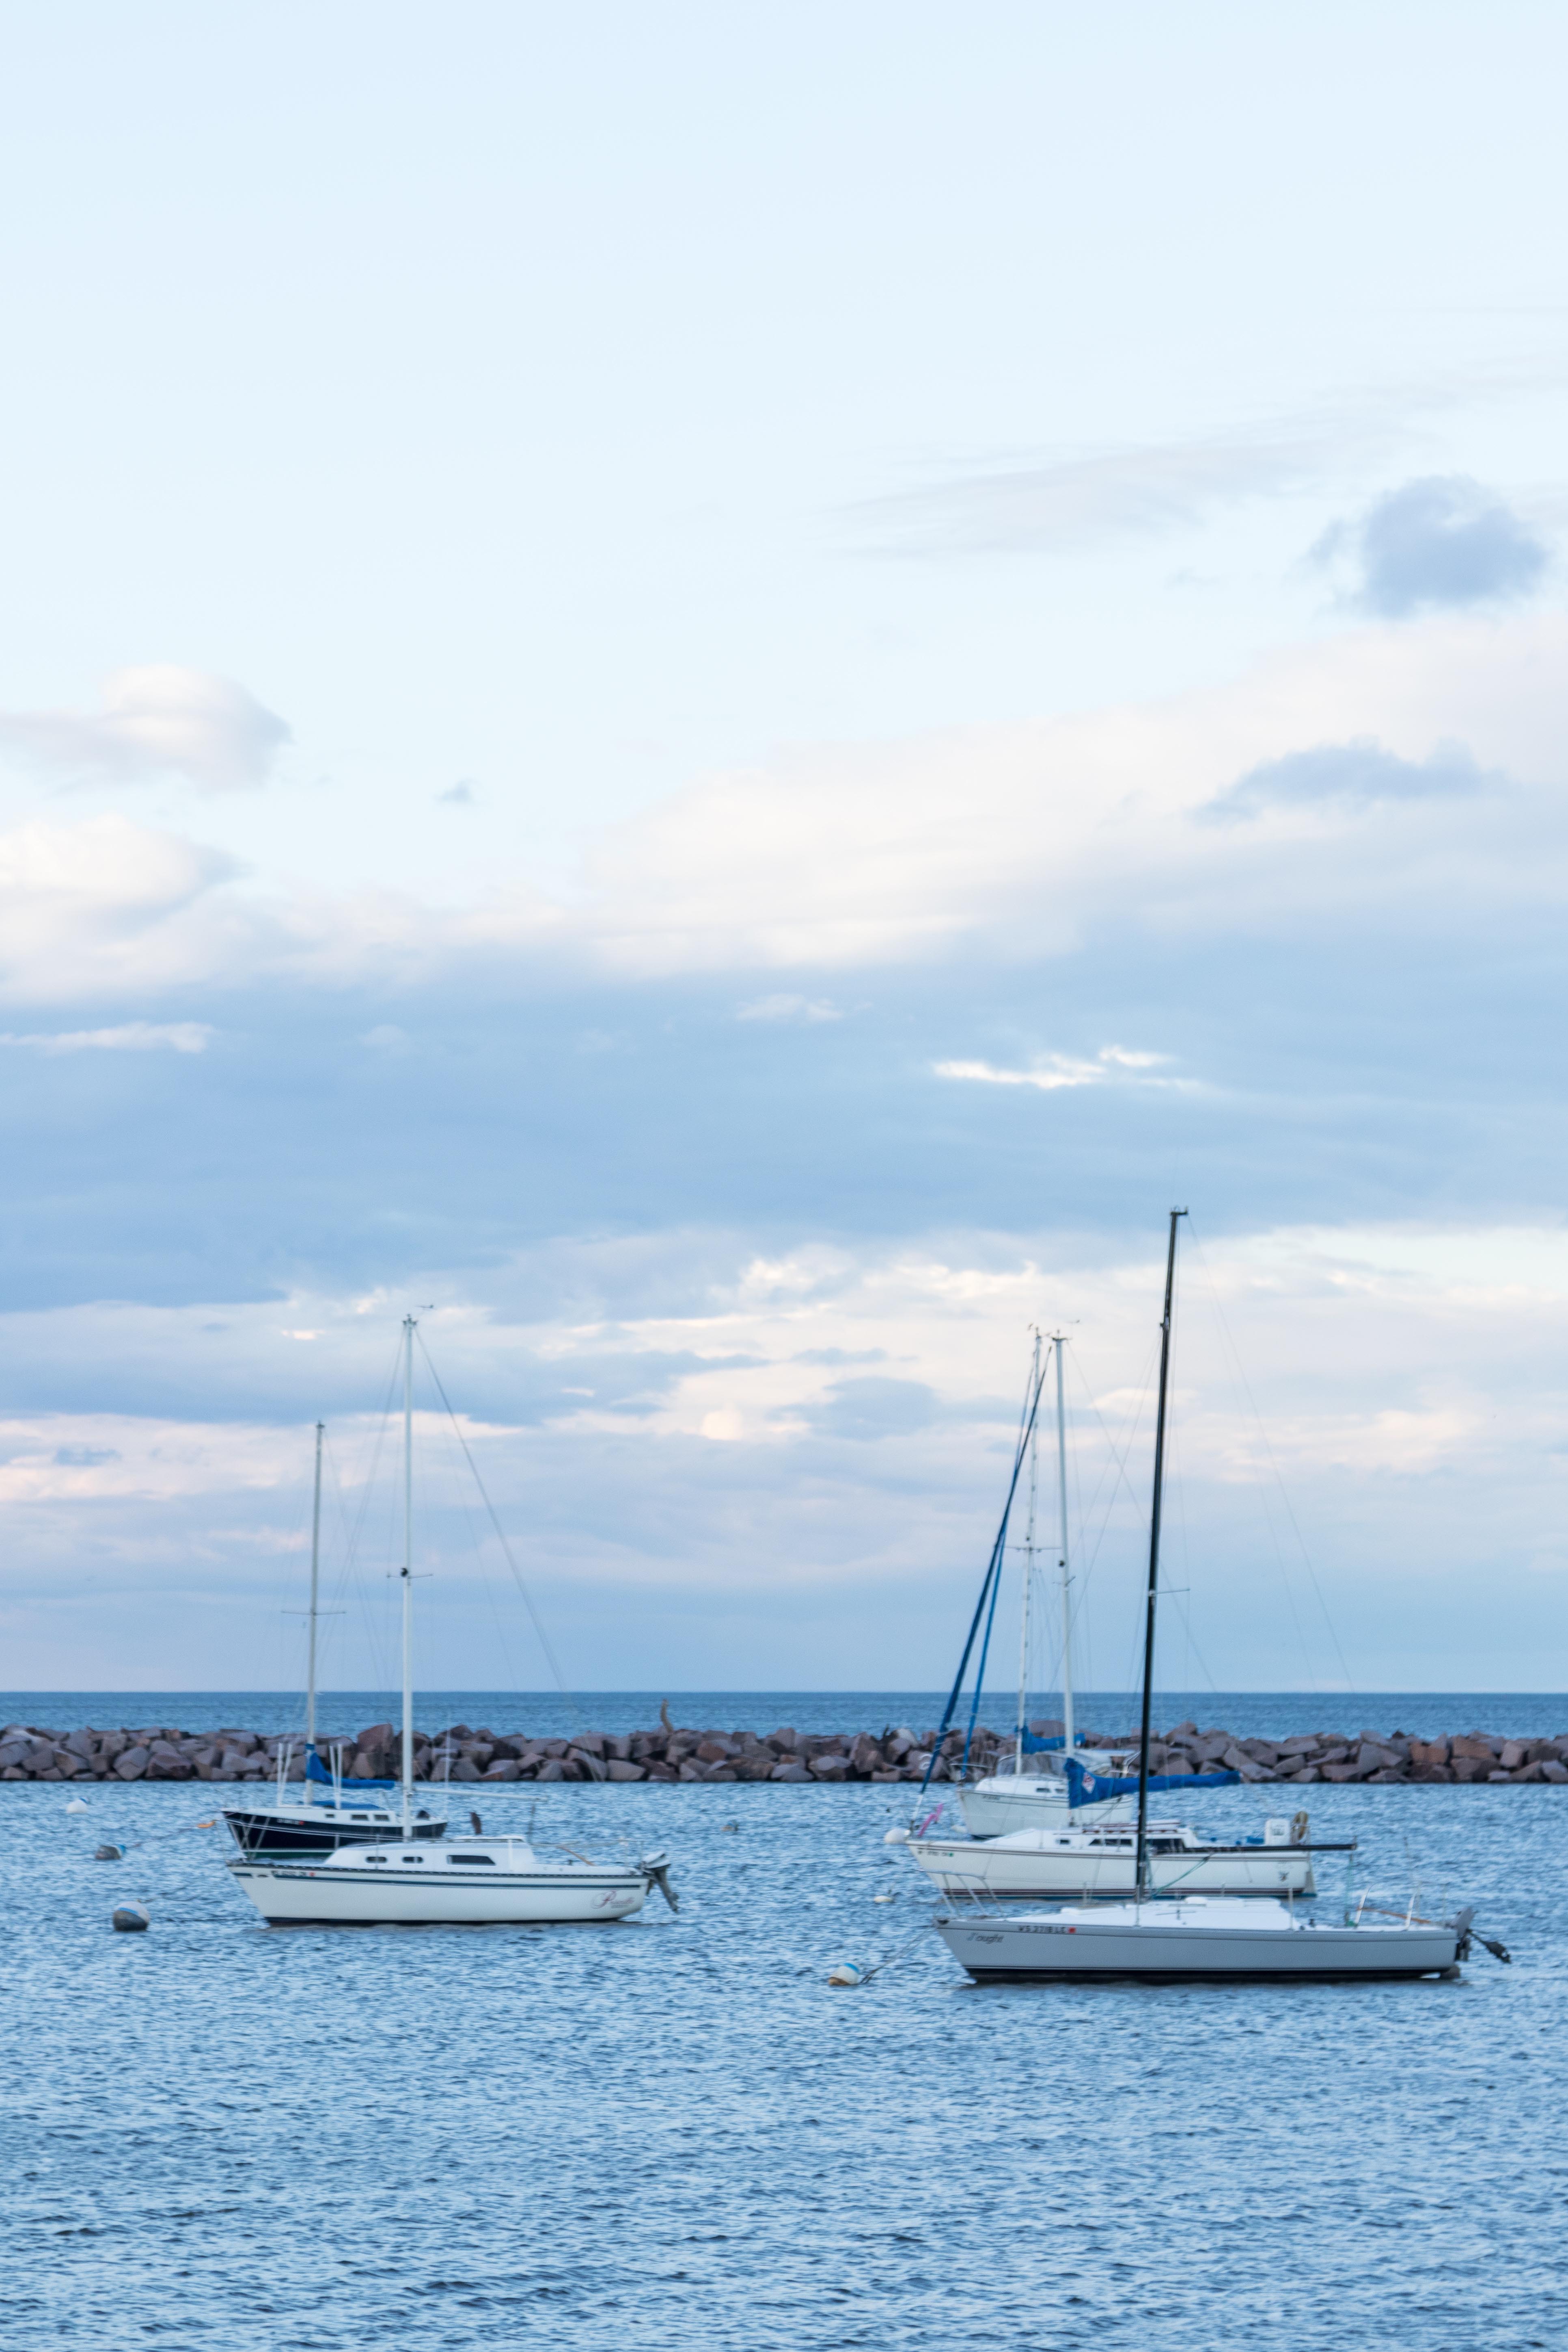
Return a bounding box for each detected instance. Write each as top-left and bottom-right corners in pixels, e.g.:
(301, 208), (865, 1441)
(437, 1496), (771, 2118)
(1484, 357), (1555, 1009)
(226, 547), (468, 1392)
(1014, 1331), (1042, 1776)
(306, 1420), (324, 1750)
(1054, 1333), (1074, 1758)
(1135, 1210), (1186, 1904)
(401, 1314), (415, 1842)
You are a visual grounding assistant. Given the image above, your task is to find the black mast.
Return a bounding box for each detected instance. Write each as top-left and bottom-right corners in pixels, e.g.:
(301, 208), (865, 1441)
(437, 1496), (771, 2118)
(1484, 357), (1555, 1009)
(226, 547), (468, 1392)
(1135, 1208), (1186, 1903)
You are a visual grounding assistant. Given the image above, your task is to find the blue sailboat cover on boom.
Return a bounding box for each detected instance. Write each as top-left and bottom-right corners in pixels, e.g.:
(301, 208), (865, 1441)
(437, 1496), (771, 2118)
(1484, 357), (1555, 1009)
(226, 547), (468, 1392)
(305, 1746), (397, 1792)
(1063, 1753), (1239, 1806)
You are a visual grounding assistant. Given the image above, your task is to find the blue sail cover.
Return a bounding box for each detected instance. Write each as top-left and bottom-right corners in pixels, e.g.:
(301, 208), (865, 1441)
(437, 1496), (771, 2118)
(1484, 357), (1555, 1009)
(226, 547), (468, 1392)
(305, 1746), (397, 1792)
(1018, 1733), (1066, 1753)
(1063, 1752), (1239, 1807)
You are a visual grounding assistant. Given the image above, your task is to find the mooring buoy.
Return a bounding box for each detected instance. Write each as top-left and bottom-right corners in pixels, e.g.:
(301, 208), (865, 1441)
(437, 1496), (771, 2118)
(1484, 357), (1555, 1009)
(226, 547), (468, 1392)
(111, 1903), (150, 1933)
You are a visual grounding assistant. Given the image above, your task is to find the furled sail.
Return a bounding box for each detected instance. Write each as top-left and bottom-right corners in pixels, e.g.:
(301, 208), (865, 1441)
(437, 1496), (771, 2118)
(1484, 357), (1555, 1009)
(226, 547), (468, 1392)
(305, 1745), (397, 1792)
(1063, 1752), (1238, 1807)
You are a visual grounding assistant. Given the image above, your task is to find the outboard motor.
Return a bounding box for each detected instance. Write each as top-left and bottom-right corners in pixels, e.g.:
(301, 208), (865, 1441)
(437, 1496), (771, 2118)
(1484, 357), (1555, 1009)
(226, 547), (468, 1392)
(1446, 1905), (1510, 1963)
(1448, 1910), (1504, 1966)
(641, 1849), (679, 1911)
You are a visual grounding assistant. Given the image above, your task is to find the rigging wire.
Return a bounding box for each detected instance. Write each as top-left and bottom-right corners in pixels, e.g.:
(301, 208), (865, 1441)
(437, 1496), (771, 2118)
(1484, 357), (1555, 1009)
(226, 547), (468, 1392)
(428, 1406), (529, 1702)
(1067, 1331), (1161, 1577)
(413, 1328), (586, 1726)
(1187, 1223), (1356, 1693)
(319, 1340), (403, 1703)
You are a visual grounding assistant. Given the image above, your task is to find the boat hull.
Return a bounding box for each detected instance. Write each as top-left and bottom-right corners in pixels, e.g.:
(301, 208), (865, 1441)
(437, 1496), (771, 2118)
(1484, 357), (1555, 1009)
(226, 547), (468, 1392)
(223, 1806), (447, 1857)
(937, 1909), (1460, 1982)
(227, 1857), (650, 1925)
(911, 1837), (1316, 1901)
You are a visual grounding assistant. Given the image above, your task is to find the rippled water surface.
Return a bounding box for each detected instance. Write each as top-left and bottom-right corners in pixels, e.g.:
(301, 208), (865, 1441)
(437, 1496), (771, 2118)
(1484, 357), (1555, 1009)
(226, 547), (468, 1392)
(9, 1688), (1568, 1740)
(4, 1775), (1563, 2350)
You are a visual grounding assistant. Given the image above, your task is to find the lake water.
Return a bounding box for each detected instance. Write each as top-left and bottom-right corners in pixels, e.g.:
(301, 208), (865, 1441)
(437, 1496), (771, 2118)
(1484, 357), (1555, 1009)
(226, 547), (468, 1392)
(3, 1755), (1562, 2349)
(6, 1687), (1568, 1741)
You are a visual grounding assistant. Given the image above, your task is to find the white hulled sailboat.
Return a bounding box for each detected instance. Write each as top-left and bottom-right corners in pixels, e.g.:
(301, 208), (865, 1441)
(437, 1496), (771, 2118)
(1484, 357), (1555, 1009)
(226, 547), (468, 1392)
(936, 1212), (1497, 1984)
(958, 1330), (1123, 1833)
(227, 1318), (676, 1927)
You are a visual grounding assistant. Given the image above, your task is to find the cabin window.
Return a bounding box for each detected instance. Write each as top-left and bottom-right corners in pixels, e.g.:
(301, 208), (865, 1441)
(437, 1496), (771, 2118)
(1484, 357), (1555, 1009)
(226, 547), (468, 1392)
(401, 1855), (424, 1864)
(449, 1854), (495, 1866)
(351, 1813), (369, 1821)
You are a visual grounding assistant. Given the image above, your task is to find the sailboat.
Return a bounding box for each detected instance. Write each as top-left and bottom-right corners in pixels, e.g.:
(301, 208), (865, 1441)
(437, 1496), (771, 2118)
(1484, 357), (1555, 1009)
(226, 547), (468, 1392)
(906, 1801), (1335, 1902)
(936, 1212), (1491, 1983)
(958, 1331), (1125, 1834)
(227, 1318), (677, 1927)
(222, 1420), (449, 1857)
(894, 1331), (1193, 1843)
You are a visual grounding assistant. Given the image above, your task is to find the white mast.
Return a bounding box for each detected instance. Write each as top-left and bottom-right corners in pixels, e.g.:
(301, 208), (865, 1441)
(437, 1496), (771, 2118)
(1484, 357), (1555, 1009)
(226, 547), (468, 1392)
(401, 1315), (415, 1842)
(1014, 1331), (1042, 1776)
(1054, 1331), (1075, 1757)
(306, 1420), (324, 1751)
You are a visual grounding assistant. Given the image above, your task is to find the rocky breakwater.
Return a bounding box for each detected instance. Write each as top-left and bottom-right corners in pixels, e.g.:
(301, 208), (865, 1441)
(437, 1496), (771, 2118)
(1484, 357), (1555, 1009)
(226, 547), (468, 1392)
(1117, 1720), (1568, 1785)
(4, 1716), (1568, 1786)
(0, 1719), (988, 1785)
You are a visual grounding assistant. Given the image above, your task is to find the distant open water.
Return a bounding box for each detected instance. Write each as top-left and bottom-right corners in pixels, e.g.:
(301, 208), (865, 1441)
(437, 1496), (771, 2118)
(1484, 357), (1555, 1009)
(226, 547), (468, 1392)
(6, 1688), (1568, 1738)
(2, 1745), (1563, 2348)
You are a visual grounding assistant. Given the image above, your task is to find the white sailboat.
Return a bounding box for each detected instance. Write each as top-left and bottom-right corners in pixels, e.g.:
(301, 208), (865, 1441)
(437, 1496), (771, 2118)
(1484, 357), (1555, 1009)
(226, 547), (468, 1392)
(223, 1420), (450, 1858)
(936, 1896), (1481, 1983)
(958, 1331), (1126, 1834)
(908, 1810), (1337, 1901)
(936, 1211), (1499, 1984)
(227, 1318), (676, 1928)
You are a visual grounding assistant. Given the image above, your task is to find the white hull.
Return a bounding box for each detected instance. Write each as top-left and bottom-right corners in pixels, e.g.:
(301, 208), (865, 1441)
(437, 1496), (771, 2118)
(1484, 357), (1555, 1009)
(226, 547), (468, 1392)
(227, 1835), (666, 1925)
(937, 1898), (1462, 1981)
(910, 1833), (1316, 1901)
(959, 1773), (1127, 1836)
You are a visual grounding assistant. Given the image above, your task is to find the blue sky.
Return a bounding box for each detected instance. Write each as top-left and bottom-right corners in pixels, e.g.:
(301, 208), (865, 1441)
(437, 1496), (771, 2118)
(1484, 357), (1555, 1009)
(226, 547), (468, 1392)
(4, 2), (1568, 1693)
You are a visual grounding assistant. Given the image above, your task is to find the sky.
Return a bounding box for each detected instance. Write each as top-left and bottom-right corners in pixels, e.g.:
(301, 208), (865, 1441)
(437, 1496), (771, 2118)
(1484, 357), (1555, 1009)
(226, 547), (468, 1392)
(3, 0), (1568, 1696)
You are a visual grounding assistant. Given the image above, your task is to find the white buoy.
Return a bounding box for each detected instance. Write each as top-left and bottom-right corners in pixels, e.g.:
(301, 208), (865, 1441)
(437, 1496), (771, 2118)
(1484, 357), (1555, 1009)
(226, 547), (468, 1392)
(827, 1961), (865, 1987)
(883, 1826), (909, 1845)
(874, 1891), (896, 1903)
(65, 1796), (91, 1816)
(112, 1903), (150, 1933)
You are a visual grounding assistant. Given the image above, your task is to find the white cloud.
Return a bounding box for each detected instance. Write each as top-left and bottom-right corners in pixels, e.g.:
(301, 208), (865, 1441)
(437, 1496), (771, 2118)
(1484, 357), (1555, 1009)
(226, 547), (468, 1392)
(0, 665), (291, 790)
(0, 1413), (297, 1504)
(576, 610), (1568, 975)
(2, 612), (1568, 1003)
(4, 1216), (1568, 1683)
(0, 813), (242, 1003)
(736, 993), (843, 1023)
(849, 402), (1413, 557)
(0, 1021), (212, 1054)
(934, 1046), (1168, 1092)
